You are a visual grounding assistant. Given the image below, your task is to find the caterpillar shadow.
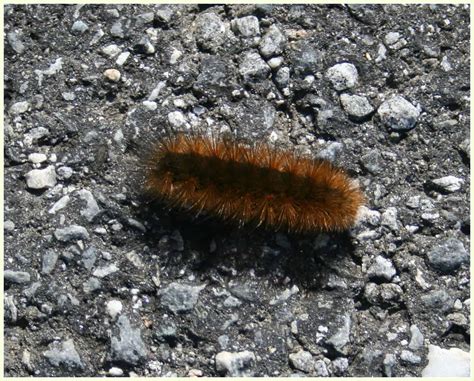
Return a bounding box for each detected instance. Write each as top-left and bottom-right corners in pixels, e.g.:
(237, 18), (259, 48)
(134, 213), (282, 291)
(134, 200), (360, 291)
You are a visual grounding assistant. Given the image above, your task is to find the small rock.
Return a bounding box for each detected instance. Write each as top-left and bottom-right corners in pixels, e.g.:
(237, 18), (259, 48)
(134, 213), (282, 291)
(168, 111), (187, 128)
(81, 246), (97, 271)
(135, 36), (155, 54)
(381, 207), (399, 231)
(25, 166), (57, 189)
(421, 289), (453, 313)
(383, 353), (396, 377)
(62, 92), (75, 101)
(28, 153), (47, 164)
(110, 22), (124, 38)
(108, 367), (124, 377)
(360, 149), (383, 175)
(4, 220), (15, 231)
(78, 189), (100, 222)
(116, 51), (130, 66)
(367, 256), (396, 281)
(7, 31), (25, 54)
(5, 270), (31, 285)
(340, 94), (374, 120)
(259, 25), (286, 57)
(332, 357), (349, 375)
(314, 360), (329, 377)
(231, 16), (260, 37)
(408, 325), (424, 350)
(48, 195), (70, 214)
(106, 300), (123, 320)
(215, 351), (256, 376)
(289, 350), (314, 373)
(111, 315), (147, 365)
(54, 225), (89, 242)
(102, 44), (121, 58)
(422, 345), (470, 377)
(291, 44), (322, 75)
(83, 277), (101, 293)
(384, 32), (401, 46)
(71, 20), (88, 34)
(194, 13), (226, 51)
(43, 339), (83, 368)
(57, 166), (73, 180)
(10, 101), (30, 114)
(239, 51), (270, 82)
(431, 176), (464, 193)
(326, 315), (351, 352)
(136, 12), (154, 24)
(103, 68), (121, 82)
(267, 56), (283, 69)
(143, 100), (157, 111)
(377, 96), (420, 131)
(41, 250), (59, 274)
(223, 296), (242, 308)
(93, 264), (119, 278)
(427, 238), (468, 273)
(326, 63), (358, 91)
(275, 66), (290, 87)
(160, 282), (205, 314)
(318, 142), (344, 162)
(400, 350), (421, 364)
(156, 6), (174, 24)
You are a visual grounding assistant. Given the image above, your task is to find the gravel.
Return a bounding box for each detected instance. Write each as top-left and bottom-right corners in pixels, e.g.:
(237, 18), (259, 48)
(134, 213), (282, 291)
(377, 96), (420, 131)
(4, 3), (469, 377)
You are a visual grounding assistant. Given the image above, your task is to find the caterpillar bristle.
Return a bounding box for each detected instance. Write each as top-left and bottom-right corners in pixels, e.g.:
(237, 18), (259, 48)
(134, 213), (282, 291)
(140, 132), (365, 234)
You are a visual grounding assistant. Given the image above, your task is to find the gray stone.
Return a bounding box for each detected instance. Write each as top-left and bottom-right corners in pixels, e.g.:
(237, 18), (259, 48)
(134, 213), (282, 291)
(275, 66), (290, 87)
(383, 353), (396, 377)
(384, 32), (401, 46)
(400, 350), (421, 364)
(365, 283), (403, 305)
(5, 296), (18, 323)
(332, 357), (349, 375)
(136, 12), (154, 24)
(422, 345), (470, 377)
(195, 13), (226, 51)
(54, 225), (90, 242)
(10, 101), (30, 114)
(111, 316), (147, 365)
(367, 256), (396, 281)
(223, 296), (242, 308)
(43, 339), (83, 368)
(326, 315), (351, 352)
(360, 149), (383, 174)
(102, 44), (121, 58)
(78, 189), (100, 222)
(160, 282), (205, 314)
(25, 166), (57, 189)
(259, 25), (286, 57)
(326, 63), (358, 91)
(83, 277), (101, 293)
(421, 289), (453, 313)
(48, 195), (70, 214)
(314, 360), (329, 377)
(267, 56), (283, 69)
(5, 270), (31, 285)
(4, 220), (15, 231)
(291, 44), (322, 75)
(318, 142), (343, 162)
(41, 250), (59, 274)
(7, 31), (25, 54)
(408, 325), (424, 350)
(427, 238), (468, 273)
(156, 6), (174, 24)
(231, 16), (260, 37)
(377, 96), (420, 131)
(81, 247), (97, 271)
(239, 51), (270, 82)
(431, 176), (464, 193)
(71, 20), (88, 34)
(92, 264), (119, 278)
(215, 351), (256, 376)
(340, 94), (374, 120)
(381, 207), (399, 231)
(289, 350), (314, 373)
(167, 111), (187, 128)
(110, 22), (124, 38)
(57, 166), (73, 180)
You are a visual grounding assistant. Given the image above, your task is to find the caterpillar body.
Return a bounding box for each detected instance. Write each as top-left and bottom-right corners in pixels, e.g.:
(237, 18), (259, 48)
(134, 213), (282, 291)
(142, 133), (364, 233)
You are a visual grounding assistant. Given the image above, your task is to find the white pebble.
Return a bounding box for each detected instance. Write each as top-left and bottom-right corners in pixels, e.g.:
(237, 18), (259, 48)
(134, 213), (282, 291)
(103, 68), (121, 82)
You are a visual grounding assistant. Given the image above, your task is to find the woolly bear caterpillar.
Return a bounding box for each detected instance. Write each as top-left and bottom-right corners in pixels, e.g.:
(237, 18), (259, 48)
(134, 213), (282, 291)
(140, 132), (364, 233)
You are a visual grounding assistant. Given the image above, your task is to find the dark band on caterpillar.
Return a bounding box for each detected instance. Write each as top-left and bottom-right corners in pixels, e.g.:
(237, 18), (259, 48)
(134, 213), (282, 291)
(140, 132), (365, 233)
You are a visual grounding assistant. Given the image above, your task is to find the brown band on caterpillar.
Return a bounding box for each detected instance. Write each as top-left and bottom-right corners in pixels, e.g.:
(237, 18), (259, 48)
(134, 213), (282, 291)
(142, 133), (365, 233)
